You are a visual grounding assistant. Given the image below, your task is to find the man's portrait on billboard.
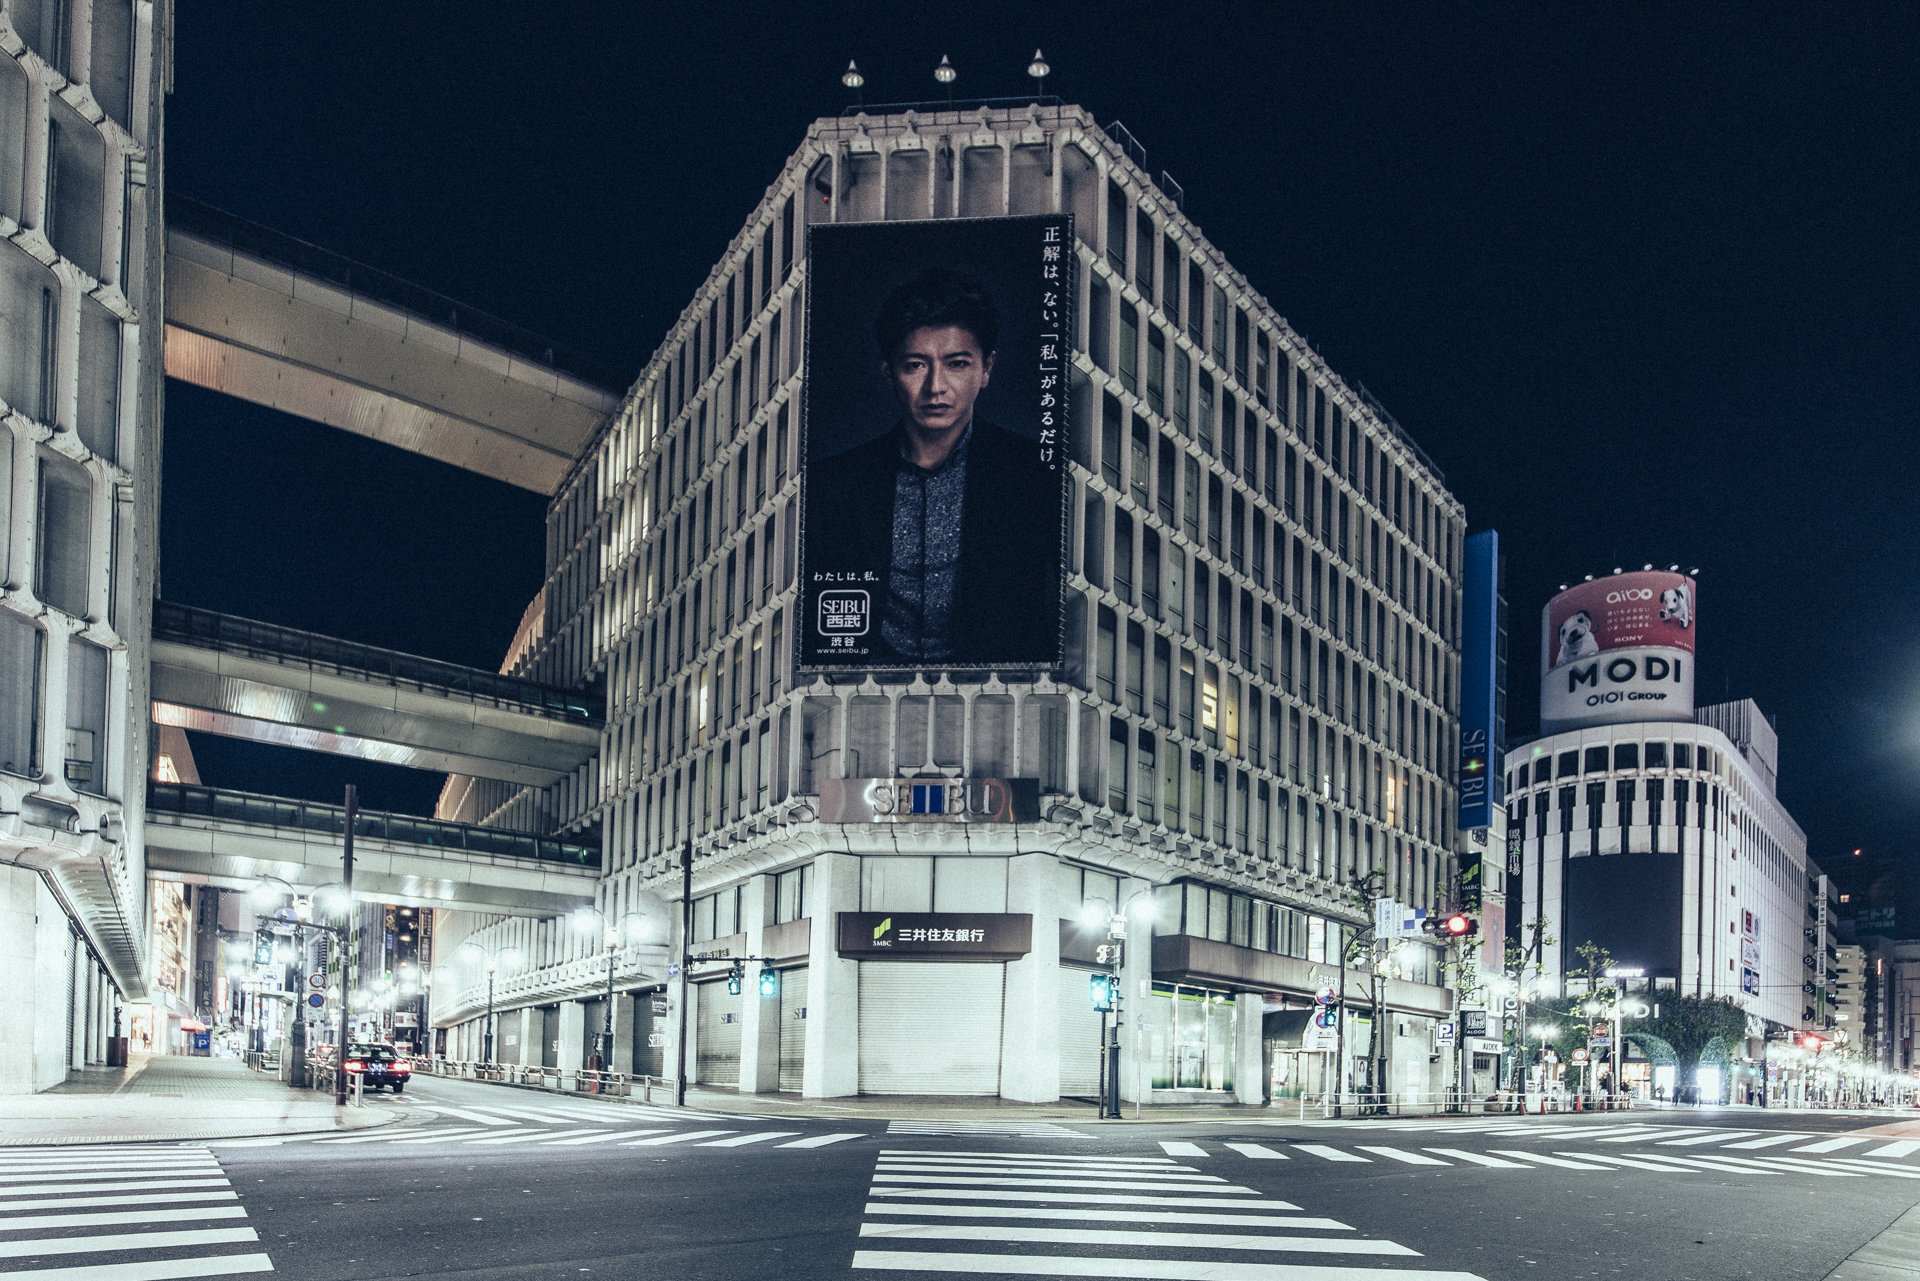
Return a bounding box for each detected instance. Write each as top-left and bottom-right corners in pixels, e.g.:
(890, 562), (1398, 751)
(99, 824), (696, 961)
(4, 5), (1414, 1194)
(800, 216), (1069, 670)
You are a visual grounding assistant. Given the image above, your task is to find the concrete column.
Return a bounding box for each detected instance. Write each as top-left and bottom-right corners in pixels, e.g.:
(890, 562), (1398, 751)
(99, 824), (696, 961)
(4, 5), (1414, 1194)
(1117, 877), (1154, 1105)
(512, 1007), (538, 1066)
(681, 980), (700, 1083)
(609, 993), (635, 1075)
(803, 851), (860, 1098)
(1234, 993), (1264, 1105)
(737, 875), (779, 1093)
(1000, 852), (1060, 1103)
(558, 1001), (587, 1070)
(0, 868), (38, 1094)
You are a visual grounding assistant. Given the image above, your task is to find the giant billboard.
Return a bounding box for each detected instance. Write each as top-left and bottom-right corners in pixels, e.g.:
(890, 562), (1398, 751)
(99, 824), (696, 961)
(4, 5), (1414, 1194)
(798, 215), (1071, 671)
(1539, 571), (1697, 734)
(1457, 529), (1500, 832)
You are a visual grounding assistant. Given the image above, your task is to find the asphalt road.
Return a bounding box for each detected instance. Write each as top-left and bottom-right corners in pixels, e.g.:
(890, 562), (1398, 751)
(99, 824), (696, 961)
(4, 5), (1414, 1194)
(5, 1080), (1916, 1281)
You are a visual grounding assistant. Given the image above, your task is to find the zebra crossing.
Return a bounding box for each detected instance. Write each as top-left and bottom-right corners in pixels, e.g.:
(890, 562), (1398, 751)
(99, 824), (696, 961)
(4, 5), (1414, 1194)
(854, 1148), (1485, 1279)
(0, 1144), (272, 1279)
(1156, 1137), (1920, 1180)
(886, 1121), (1091, 1140)
(1278, 1118), (1920, 1163)
(212, 1099), (869, 1152)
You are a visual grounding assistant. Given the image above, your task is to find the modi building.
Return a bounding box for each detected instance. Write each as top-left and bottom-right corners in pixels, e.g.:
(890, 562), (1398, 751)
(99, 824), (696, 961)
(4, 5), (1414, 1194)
(433, 103), (1473, 1104)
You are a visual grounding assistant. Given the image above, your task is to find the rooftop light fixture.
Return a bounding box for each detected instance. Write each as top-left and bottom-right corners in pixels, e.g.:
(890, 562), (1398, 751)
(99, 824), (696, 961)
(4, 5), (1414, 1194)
(935, 54), (956, 105)
(1027, 49), (1049, 97)
(842, 60), (864, 109)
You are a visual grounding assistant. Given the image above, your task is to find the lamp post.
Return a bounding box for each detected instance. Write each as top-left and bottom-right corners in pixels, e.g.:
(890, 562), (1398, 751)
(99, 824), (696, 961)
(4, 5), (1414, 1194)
(457, 942), (523, 1067)
(251, 874), (351, 1092)
(1079, 891), (1156, 1120)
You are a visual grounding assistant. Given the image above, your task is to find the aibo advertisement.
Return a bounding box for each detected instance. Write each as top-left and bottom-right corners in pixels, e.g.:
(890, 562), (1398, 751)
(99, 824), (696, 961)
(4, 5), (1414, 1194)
(1539, 570), (1697, 733)
(799, 215), (1071, 671)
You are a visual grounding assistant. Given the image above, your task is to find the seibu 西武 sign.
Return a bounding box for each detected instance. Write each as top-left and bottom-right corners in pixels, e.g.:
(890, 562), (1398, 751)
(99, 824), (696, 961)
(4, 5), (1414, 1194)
(1540, 571), (1697, 734)
(837, 913), (1033, 962)
(817, 777), (1041, 824)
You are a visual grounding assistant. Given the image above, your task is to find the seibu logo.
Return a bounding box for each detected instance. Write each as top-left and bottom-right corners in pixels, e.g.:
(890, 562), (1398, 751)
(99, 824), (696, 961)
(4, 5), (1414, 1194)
(1566, 654), (1683, 706)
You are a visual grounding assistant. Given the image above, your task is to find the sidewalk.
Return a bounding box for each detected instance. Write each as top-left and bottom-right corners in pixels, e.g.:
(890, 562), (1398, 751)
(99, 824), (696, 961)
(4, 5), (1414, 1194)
(0, 1055), (398, 1146)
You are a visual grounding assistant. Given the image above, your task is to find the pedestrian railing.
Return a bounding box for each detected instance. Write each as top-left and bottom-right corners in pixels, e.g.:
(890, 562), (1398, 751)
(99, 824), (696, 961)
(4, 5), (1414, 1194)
(408, 1056), (673, 1103)
(1298, 1090), (1638, 1118)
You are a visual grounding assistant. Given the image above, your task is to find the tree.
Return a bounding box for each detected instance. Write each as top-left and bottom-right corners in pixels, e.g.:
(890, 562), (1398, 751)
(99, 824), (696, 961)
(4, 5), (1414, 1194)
(1629, 994), (1749, 1084)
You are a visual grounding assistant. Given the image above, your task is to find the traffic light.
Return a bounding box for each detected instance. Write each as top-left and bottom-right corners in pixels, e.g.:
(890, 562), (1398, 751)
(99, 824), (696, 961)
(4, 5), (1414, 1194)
(758, 965), (778, 998)
(726, 962), (742, 996)
(1088, 973), (1116, 1011)
(1422, 914), (1478, 938)
(253, 930), (274, 965)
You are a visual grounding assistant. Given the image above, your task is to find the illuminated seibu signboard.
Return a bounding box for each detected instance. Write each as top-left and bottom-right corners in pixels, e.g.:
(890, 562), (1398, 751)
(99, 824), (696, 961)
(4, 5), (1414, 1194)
(816, 777), (1041, 824)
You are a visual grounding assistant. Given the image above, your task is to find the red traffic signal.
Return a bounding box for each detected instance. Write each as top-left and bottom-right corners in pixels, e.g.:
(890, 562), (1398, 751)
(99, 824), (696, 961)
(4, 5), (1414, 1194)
(1439, 914), (1477, 937)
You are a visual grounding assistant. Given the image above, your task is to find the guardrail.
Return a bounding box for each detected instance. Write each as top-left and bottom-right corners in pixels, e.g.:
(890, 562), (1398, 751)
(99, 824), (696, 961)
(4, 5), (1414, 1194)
(1298, 1090), (1638, 1118)
(410, 1057), (672, 1104)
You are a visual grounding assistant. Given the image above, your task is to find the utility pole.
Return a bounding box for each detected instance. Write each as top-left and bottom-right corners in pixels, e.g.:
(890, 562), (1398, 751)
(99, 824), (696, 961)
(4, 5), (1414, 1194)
(333, 783), (357, 1107)
(673, 840), (692, 1107)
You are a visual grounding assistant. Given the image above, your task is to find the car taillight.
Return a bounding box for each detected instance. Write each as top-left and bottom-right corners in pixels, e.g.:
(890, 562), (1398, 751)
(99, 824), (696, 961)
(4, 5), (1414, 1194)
(394, 1063), (410, 1073)
(344, 1060), (365, 1072)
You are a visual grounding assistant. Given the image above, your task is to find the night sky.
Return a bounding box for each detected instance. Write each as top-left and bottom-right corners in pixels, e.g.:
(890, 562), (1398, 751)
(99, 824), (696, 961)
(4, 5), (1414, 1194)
(161, 4), (1917, 883)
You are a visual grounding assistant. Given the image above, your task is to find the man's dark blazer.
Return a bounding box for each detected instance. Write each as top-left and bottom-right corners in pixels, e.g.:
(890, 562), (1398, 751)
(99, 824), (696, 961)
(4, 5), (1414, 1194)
(804, 419), (1061, 665)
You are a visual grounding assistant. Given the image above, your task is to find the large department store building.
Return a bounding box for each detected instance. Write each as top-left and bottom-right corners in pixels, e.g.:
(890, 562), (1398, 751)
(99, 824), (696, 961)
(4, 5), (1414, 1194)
(431, 103), (1475, 1103)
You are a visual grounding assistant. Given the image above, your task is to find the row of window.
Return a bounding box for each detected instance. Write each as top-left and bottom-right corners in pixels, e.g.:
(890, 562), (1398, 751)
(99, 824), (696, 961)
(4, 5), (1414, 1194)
(1510, 740), (1724, 789)
(688, 863), (810, 944)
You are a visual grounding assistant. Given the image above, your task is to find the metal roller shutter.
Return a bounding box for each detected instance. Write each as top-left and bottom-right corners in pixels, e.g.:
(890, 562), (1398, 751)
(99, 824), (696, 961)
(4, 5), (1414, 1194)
(858, 962), (1004, 1095)
(695, 980), (740, 1086)
(1058, 966), (1105, 1098)
(778, 968), (809, 1092)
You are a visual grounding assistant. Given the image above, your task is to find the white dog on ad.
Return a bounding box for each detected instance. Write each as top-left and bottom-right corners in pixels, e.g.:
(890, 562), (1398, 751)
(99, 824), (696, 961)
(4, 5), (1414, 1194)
(1555, 610), (1600, 667)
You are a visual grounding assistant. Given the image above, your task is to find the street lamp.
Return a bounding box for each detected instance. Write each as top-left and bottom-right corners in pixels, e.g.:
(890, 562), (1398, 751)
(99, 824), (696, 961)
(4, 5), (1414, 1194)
(1027, 49), (1050, 98)
(573, 909), (646, 1072)
(934, 54), (956, 106)
(459, 942), (523, 1066)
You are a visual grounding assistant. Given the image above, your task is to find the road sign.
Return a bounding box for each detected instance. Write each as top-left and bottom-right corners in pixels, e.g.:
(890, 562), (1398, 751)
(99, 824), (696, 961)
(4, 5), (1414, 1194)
(1571, 1048), (1590, 1063)
(666, 962), (681, 978)
(308, 973), (325, 990)
(1591, 1020), (1611, 1038)
(1315, 986), (1337, 1006)
(1437, 1021), (1457, 1046)
(1462, 1009), (1488, 1037)
(306, 994), (325, 1009)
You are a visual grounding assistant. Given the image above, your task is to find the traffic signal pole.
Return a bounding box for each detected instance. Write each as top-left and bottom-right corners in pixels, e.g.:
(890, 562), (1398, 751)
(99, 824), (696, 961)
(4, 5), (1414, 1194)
(334, 784), (356, 1107)
(674, 841), (692, 1108)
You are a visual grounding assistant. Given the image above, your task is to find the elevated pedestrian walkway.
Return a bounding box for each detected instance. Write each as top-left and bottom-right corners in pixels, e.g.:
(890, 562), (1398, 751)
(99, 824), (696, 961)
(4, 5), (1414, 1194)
(151, 601), (601, 787)
(144, 782), (600, 915)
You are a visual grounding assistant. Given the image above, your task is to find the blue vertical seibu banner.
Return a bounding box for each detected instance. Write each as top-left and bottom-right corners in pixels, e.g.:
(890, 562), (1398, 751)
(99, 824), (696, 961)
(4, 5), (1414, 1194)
(1457, 530), (1499, 831)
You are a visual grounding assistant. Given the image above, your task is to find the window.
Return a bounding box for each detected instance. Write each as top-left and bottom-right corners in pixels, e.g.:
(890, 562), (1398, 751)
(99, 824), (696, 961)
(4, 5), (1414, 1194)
(1584, 746), (1608, 774)
(1118, 304), (1139, 395)
(1157, 436), (1177, 524)
(1674, 742), (1692, 770)
(1096, 606), (1117, 702)
(1101, 395), (1122, 487)
(774, 866), (809, 923)
(1172, 347), (1191, 435)
(1558, 750), (1579, 778)
(1107, 182), (1129, 272)
(1130, 414), (1151, 507)
(1146, 327), (1166, 418)
(1108, 717), (1128, 810)
(1613, 742), (1639, 771)
(36, 452), (90, 616)
(1645, 741), (1668, 768)
(1187, 264), (1206, 345)
(1136, 210), (1156, 299)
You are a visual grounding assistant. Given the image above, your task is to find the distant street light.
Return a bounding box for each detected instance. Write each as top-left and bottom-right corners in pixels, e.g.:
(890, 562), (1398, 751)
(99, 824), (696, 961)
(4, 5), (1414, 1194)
(935, 54), (956, 106)
(1027, 49), (1050, 98)
(842, 59), (864, 109)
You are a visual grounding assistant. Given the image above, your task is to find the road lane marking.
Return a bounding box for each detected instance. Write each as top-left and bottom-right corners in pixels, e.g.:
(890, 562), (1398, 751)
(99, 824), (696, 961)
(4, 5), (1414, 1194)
(383, 1127), (504, 1144)
(1488, 1151), (1610, 1170)
(311, 1129), (442, 1145)
(542, 1129), (672, 1146)
(1720, 1134), (1808, 1150)
(620, 1129), (736, 1146)
(0, 1205), (251, 1231)
(0, 1180), (231, 1198)
(1651, 1155), (1788, 1176)
(1593, 1128), (1699, 1143)
(1792, 1137), (1871, 1154)
(878, 1164), (1222, 1182)
(1825, 1159), (1920, 1180)
(1294, 1145), (1369, 1163)
(849, 1249), (1487, 1278)
(1863, 1141), (1920, 1159)
(0, 1226), (258, 1258)
(880, 1156), (1185, 1171)
(857, 1222), (1418, 1255)
(878, 1151), (1172, 1164)
(0, 1192), (240, 1214)
(1423, 1149), (1527, 1168)
(862, 1203), (1351, 1230)
(1356, 1147), (1448, 1166)
(408, 1105), (520, 1126)
(1568, 1153), (1698, 1173)
(464, 1128), (605, 1146)
(1222, 1144), (1288, 1160)
(1158, 1142), (1208, 1158)
(778, 1134), (867, 1148)
(697, 1132), (801, 1147)
(1656, 1131), (1759, 1147)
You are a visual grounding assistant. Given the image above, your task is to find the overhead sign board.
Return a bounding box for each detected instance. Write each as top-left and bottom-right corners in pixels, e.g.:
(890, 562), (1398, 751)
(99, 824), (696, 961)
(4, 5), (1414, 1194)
(1458, 530), (1499, 834)
(1540, 571), (1697, 734)
(817, 777), (1041, 824)
(837, 913), (1033, 962)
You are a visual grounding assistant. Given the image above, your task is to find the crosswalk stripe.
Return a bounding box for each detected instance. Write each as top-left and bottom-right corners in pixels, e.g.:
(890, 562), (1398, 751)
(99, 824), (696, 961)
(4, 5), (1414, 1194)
(621, 1130), (736, 1146)
(0, 1254), (279, 1280)
(876, 1165), (1219, 1182)
(879, 1152), (1173, 1165)
(383, 1127), (504, 1145)
(1355, 1147), (1448, 1166)
(1792, 1137), (1870, 1154)
(0, 1163), (221, 1179)
(1657, 1131), (1759, 1147)
(0, 1205), (250, 1231)
(1488, 1151), (1610, 1171)
(856, 1222), (1419, 1256)
(1423, 1149), (1528, 1169)
(0, 1180), (230, 1198)
(1294, 1145), (1368, 1163)
(849, 1249), (1487, 1278)
(1222, 1144), (1288, 1160)
(873, 1173), (1255, 1193)
(1864, 1141), (1920, 1159)
(1594, 1128), (1699, 1144)
(862, 1203), (1351, 1230)
(1651, 1155), (1788, 1176)
(1824, 1159), (1920, 1180)
(311, 1129), (441, 1145)
(464, 1128), (603, 1146)
(0, 1193), (239, 1214)
(1749, 1157), (1864, 1177)
(1565, 1153), (1697, 1173)
(880, 1157), (1183, 1172)
(448, 1104), (600, 1126)
(1158, 1142), (1208, 1158)
(778, 1134), (866, 1149)
(0, 1226), (259, 1258)
(1720, 1134), (1809, 1150)
(869, 1189), (1290, 1210)
(416, 1105), (519, 1126)
(541, 1129), (672, 1146)
(698, 1132), (801, 1147)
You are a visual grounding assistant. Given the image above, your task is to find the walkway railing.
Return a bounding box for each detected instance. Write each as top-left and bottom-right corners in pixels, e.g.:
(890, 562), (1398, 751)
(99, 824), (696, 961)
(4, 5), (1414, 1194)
(148, 782), (601, 870)
(412, 1057), (671, 1103)
(154, 600), (601, 724)
(1298, 1090), (1638, 1118)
